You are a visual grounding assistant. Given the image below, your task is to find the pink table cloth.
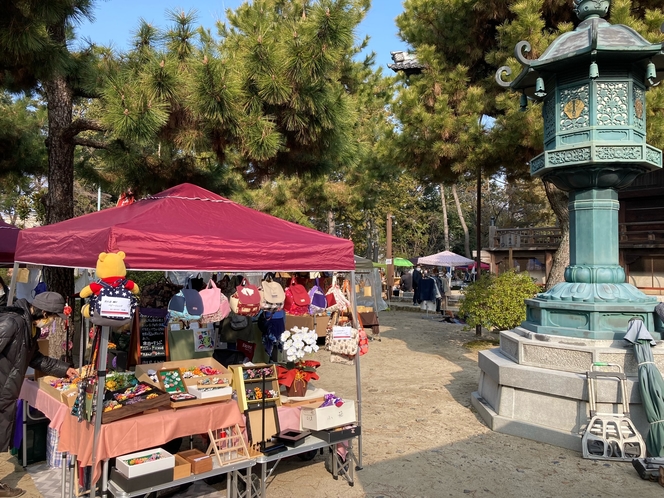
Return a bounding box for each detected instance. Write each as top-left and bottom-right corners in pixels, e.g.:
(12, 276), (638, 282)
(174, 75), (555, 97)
(20, 379), (244, 484)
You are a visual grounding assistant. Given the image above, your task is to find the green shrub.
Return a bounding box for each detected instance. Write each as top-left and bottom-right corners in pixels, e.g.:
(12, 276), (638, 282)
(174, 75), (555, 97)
(459, 270), (540, 332)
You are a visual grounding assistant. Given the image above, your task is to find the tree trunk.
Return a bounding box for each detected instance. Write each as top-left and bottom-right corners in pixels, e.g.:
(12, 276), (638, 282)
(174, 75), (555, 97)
(43, 69), (75, 298)
(452, 184), (470, 257)
(543, 180), (569, 290)
(440, 184), (450, 251)
(327, 210), (335, 235)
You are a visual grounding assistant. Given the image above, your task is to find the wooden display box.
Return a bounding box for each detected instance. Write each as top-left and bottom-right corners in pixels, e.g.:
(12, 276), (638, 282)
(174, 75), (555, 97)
(116, 448), (174, 478)
(135, 358), (231, 389)
(230, 363), (281, 412)
(102, 383), (171, 424)
(39, 376), (78, 408)
(178, 449), (212, 474)
(173, 454), (191, 480)
(285, 314), (314, 332)
(301, 400), (357, 431)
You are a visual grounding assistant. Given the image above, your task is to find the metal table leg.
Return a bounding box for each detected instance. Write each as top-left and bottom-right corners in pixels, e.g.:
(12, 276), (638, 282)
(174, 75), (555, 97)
(22, 400), (27, 468)
(260, 461), (266, 498)
(68, 455), (76, 498)
(101, 459), (109, 497)
(60, 452), (67, 498)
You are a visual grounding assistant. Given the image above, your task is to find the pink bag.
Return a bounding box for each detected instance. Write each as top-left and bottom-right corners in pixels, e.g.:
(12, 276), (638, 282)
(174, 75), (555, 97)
(200, 280), (230, 324)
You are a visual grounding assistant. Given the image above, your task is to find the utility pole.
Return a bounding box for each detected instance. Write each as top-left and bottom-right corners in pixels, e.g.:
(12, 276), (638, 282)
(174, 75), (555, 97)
(386, 213), (394, 302)
(476, 166), (482, 337)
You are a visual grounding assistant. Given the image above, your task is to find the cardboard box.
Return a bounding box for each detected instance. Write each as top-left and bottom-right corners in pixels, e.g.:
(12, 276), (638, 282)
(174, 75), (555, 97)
(116, 448), (174, 479)
(110, 467), (173, 493)
(38, 376), (78, 407)
(178, 449), (212, 475)
(135, 359), (231, 388)
(313, 314), (330, 338)
(285, 314), (314, 332)
(301, 400), (356, 431)
(173, 454), (191, 481)
(33, 339), (50, 380)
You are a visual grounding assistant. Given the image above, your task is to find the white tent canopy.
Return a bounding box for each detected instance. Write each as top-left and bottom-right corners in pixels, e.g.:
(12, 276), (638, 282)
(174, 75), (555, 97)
(418, 250), (475, 267)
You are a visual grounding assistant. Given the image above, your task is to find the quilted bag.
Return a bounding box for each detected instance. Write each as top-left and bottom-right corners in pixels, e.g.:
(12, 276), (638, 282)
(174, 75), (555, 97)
(230, 278), (261, 316)
(168, 279), (204, 321)
(325, 326), (359, 356)
(260, 277), (285, 311)
(325, 284), (350, 313)
(199, 280), (230, 324)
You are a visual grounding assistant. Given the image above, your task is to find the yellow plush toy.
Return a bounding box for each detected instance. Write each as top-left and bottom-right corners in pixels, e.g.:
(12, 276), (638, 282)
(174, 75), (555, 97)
(80, 251), (140, 318)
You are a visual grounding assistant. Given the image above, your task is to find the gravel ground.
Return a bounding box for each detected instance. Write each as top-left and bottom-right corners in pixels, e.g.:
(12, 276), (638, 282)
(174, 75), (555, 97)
(3, 309), (664, 497)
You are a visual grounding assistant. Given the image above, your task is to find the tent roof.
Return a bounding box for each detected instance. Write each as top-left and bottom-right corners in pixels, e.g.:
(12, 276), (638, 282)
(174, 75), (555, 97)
(418, 250), (475, 267)
(0, 218), (19, 264)
(15, 183), (355, 272)
(354, 255), (375, 271)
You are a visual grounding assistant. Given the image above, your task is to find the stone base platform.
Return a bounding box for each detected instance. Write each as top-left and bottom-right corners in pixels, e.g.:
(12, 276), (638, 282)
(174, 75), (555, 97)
(471, 327), (664, 451)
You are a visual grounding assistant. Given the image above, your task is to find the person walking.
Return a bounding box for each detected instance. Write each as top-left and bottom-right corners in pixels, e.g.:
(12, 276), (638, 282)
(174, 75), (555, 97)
(0, 292), (77, 498)
(412, 265), (422, 305)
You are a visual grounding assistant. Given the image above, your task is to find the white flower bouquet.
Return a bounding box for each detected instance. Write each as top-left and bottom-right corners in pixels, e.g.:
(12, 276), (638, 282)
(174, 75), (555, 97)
(280, 326), (319, 363)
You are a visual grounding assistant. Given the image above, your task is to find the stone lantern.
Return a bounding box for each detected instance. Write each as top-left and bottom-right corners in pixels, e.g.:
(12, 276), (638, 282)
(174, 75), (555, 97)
(496, 0), (663, 340)
(472, 0), (664, 450)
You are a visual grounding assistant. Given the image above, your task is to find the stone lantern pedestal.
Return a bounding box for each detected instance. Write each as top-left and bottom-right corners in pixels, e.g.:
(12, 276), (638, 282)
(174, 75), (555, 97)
(472, 0), (664, 449)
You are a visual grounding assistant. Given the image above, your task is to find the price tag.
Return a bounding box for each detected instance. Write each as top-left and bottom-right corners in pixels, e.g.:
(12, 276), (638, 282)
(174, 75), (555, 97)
(99, 296), (131, 318)
(332, 326), (352, 340)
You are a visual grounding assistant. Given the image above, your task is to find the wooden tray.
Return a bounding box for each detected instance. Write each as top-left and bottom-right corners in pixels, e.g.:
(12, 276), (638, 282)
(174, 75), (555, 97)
(102, 390), (171, 424)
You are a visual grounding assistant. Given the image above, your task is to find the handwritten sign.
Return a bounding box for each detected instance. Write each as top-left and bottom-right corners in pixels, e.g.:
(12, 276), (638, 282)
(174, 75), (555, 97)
(138, 308), (168, 364)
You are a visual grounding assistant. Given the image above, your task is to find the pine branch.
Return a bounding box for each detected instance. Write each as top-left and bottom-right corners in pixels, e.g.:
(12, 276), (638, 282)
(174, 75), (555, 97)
(71, 136), (109, 149)
(63, 118), (105, 140)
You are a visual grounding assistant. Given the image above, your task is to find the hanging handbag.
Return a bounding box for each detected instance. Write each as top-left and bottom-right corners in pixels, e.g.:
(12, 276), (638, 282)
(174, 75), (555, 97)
(140, 276), (182, 309)
(260, 275), (285, 311)
(325, 326), (359, 356)
(284, 276), (310, 315)
(308, 278), (327, 315)
(230, 278), (261, 316)
(199, 280), (230, 324)
(168, 279), (204, 321)
(325, 278), (350, 313)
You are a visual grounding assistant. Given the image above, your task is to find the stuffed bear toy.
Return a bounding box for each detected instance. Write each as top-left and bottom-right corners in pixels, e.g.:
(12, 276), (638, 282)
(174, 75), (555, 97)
(80, 251), (140, 318)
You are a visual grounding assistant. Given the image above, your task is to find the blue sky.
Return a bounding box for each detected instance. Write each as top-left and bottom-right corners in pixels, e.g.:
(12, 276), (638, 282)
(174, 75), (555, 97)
(76, 0), (410, 72)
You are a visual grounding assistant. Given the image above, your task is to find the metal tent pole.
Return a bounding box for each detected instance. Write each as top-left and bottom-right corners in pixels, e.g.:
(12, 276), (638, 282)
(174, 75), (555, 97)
(89, 325), (110, 498)
(350, 270), (363, 469)
(7, 261), (19, 305)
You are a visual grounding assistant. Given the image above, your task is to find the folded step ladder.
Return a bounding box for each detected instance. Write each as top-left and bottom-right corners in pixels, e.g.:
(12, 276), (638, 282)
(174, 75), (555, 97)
(581, 362), (646, 461)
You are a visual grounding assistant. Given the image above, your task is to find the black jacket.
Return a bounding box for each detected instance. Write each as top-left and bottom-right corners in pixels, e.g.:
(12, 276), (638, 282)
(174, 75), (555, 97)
(0, 299), (69, 451)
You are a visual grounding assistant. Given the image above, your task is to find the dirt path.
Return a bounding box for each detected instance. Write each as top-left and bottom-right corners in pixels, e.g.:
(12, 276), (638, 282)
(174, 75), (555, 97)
(4, 309), (664, 497)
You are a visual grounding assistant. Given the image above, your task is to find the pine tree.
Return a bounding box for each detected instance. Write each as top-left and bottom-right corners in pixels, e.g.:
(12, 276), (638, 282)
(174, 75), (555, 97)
(0, 0), (104, 295)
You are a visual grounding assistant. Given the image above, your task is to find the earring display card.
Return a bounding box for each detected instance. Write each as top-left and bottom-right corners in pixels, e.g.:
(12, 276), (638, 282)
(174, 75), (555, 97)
(158, 368), (187, 394)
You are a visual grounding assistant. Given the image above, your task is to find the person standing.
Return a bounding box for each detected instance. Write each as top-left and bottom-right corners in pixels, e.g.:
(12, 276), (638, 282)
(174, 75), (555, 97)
(0, 277), (8, 307)
(0, 292), (77, 498)
(412, 265), (422, 305)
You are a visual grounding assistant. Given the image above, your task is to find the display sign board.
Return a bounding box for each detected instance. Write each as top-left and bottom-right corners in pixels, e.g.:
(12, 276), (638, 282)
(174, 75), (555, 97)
(385, 258), (393, 265)
(137, 307), (169, 364)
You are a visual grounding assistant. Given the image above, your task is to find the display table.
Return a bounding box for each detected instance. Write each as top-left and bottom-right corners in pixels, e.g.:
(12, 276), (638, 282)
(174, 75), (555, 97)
(19, 379), (244, 486)
(359, 311), (380, 339)
(253, 434), (357, 497)
(107, 457), (255, 498)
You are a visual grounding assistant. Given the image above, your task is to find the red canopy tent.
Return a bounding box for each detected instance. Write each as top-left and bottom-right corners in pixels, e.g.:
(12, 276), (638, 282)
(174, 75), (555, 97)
(459, 261), (490, 270)
(14, 183), (355, 271)
(0, 218), (19, 263)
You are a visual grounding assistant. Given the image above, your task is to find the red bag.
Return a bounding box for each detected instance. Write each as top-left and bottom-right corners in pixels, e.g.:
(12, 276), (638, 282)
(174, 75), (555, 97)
(284, 276), (310, 315)
(230, 278), (261, 316)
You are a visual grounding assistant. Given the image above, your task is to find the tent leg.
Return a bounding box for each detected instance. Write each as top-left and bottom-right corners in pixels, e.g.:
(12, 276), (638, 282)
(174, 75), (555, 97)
(7, 261), (19, 305)
(349, 270), (363, 470)
(89, 325), (109, 498)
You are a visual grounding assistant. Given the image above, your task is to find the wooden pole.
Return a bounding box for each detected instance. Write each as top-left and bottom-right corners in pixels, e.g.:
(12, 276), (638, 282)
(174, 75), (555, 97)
(387, 213), (394, 302)
(476, 167), (482, 337)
